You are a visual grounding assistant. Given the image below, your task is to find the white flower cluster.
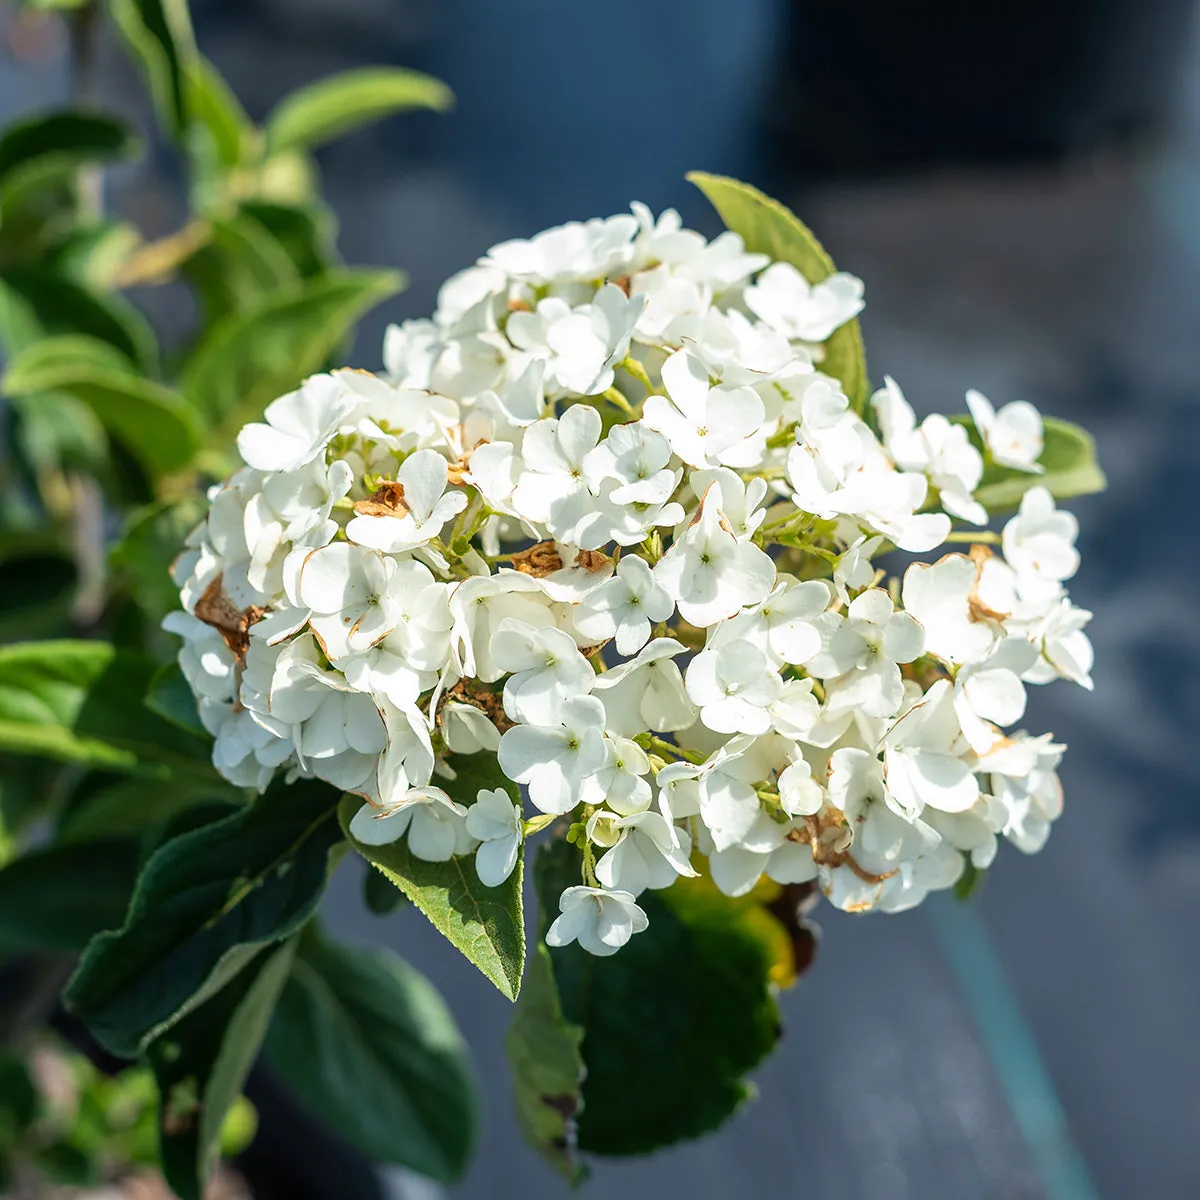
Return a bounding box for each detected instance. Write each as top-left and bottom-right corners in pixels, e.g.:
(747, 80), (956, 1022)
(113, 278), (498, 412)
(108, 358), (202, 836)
(168, 204), (1093, 958)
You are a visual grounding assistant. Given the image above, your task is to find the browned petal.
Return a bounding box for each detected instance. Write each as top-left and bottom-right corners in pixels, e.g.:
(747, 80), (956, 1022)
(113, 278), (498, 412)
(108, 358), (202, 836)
(194, 574), (266, 665)
(510, 540), (565, 577)
(354, 481), (409, 518)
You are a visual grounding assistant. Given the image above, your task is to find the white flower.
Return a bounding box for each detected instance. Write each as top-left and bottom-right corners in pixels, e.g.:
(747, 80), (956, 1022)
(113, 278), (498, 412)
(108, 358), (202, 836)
(744, 263), (865, 343)
(346, 449), (468, 553)
(833, 534), (884, 604)
(592, 810), (696, 895)
(573, 554), (674, 654)
(872, 377), (986, 525)
(497, 694), (608, 815)
(966, 390), (1043, 472)
(510, 406), (604, 544)
(545, 885), (648, 957)
(349, 787), (472, 862)
(952, 636), (1038, 754)
(591, 638), (696, 737)
(493, 618), (596, 726)
(374, 699), (436, 804)
(902, 554), (1002, 667)
(686, 467), (768, 540)
(778, 757), (824, 817)
(482, 214), (637, 284)
(653, 487), (775, 626)
(883, 680), (978, 816)
(1023, 597), (1094, 690)
(465, 787), (523, 886)
(507, 284), (643, 396)
(807, 588), (925, 718)
(708, 809), (816, 897)
(236, 374), (358, 472)
(696, 735), (763, 851)
(590, 737), (653, 815)
(449, 570), (555, 682)
(1002, 486), (1079, 602)
(642, 349), (765, 468)
(686, 638), (783, 736)
(439, 701), (501, 755)
(980, 734), (1065, 852)
(297, 542), (406, 662)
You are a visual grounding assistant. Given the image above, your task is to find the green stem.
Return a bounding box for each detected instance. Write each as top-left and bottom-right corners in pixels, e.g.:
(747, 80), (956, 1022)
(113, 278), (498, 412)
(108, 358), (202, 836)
(634, 733), (705, 766)
(944, 529), (1000, 544)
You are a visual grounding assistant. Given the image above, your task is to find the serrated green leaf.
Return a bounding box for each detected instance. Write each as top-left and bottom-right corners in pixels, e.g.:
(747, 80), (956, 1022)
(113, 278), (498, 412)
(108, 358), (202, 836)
(149, 940), (294, 1200)
(506, 943), (585, 1183)
(3, 337), (202, 478)
(338, 753), (525, 1000)
(64, 778), (341, 1057)
(535, 839), (782, 1155)
(968, 415), (1106, 510)
(0, 267), (157, 371)
(107, 0), (199, 136)
(688, 171), (869, 410)
(0, 641), (213, 778)
(0, 110), (140, 214)
(181, 269), (403, 441)
(109, 495), (206, 623)
(264, 67), (452, 156)
(265, 926), (476, 1181)
(0, 839), (140, 953)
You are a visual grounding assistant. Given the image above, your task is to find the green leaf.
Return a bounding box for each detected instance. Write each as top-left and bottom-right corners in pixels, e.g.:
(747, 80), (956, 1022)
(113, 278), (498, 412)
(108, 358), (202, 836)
(3, 337), (202, 478)
(47, 222), (143, 291)
(58, 775), (241, 846)
(688, 171), (869, 410)
(0, 110), (140, 214)
(149, 940), (295, 1200)
(967, 415), (1106, 510)
(0, 549), (76, 642)
(184, 57), (250, 171)
(107, 0), (199, 136)
(534, 839), (782, 1155)
(238, 201), (338, 279)
(265, 926), (476, 1182)
(0, 640), (213, 778)
(0, 267), (157, 371)
(0, 839), (140, 953)
(182, 212), (300, 324)
(264, 68), (453, 156)
(181, 269), (403, 438)
(109, 495), (206, 623)
(362, 864), (408, 915)
(506, 943), (586, 1183)
(954, 859), (985, 902)
(338, 753), (525, 1000)
(64, 778), (341, 1058)
(144, 662), (206, 740)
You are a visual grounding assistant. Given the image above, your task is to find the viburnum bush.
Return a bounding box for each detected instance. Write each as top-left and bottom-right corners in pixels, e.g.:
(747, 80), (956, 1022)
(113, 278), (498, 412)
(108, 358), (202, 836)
(174, 179), (1097, 942)
(0, 3), (1104, 1188)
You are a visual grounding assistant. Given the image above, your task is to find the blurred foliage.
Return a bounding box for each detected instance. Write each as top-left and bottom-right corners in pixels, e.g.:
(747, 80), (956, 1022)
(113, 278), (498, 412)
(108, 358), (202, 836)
(0, 1), (461, 1195)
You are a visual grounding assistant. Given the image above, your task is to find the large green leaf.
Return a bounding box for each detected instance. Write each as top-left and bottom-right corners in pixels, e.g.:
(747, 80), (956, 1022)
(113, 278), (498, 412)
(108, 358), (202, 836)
(0, 110), (139, 213)
(3, 336), (202, 477)
(0, 267), (157, 371)
(64, 779), (341, 1057)
(337, 752), (525, 1000)
(966, 415), (1106, 510)
(688, 171), (869, 410)
(0, 641), (212, 778)
(58, 774), (240, 845)
(144, 662), (207, 740)
(184, 57), (250, 172)
(109, 495), (206, 623)
(107, 0), (199, 135)
(265, 926), (476, 1182)
(0, 839), (140, 953)
(264, 68), (453, 156)
(506, 943), (585, 1183)
(149, 940), (295, 1200)
(181, 269), (403, 438)
(535, 839), (782, 1155)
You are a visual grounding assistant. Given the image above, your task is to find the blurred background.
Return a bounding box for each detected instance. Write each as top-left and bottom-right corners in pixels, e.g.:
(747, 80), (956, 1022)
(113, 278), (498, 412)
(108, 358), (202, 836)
(2, 0), (1199, 1196)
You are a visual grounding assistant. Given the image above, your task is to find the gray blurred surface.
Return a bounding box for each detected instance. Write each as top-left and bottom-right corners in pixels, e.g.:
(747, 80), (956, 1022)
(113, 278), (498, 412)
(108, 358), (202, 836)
(4, 1), (1199, 1195)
